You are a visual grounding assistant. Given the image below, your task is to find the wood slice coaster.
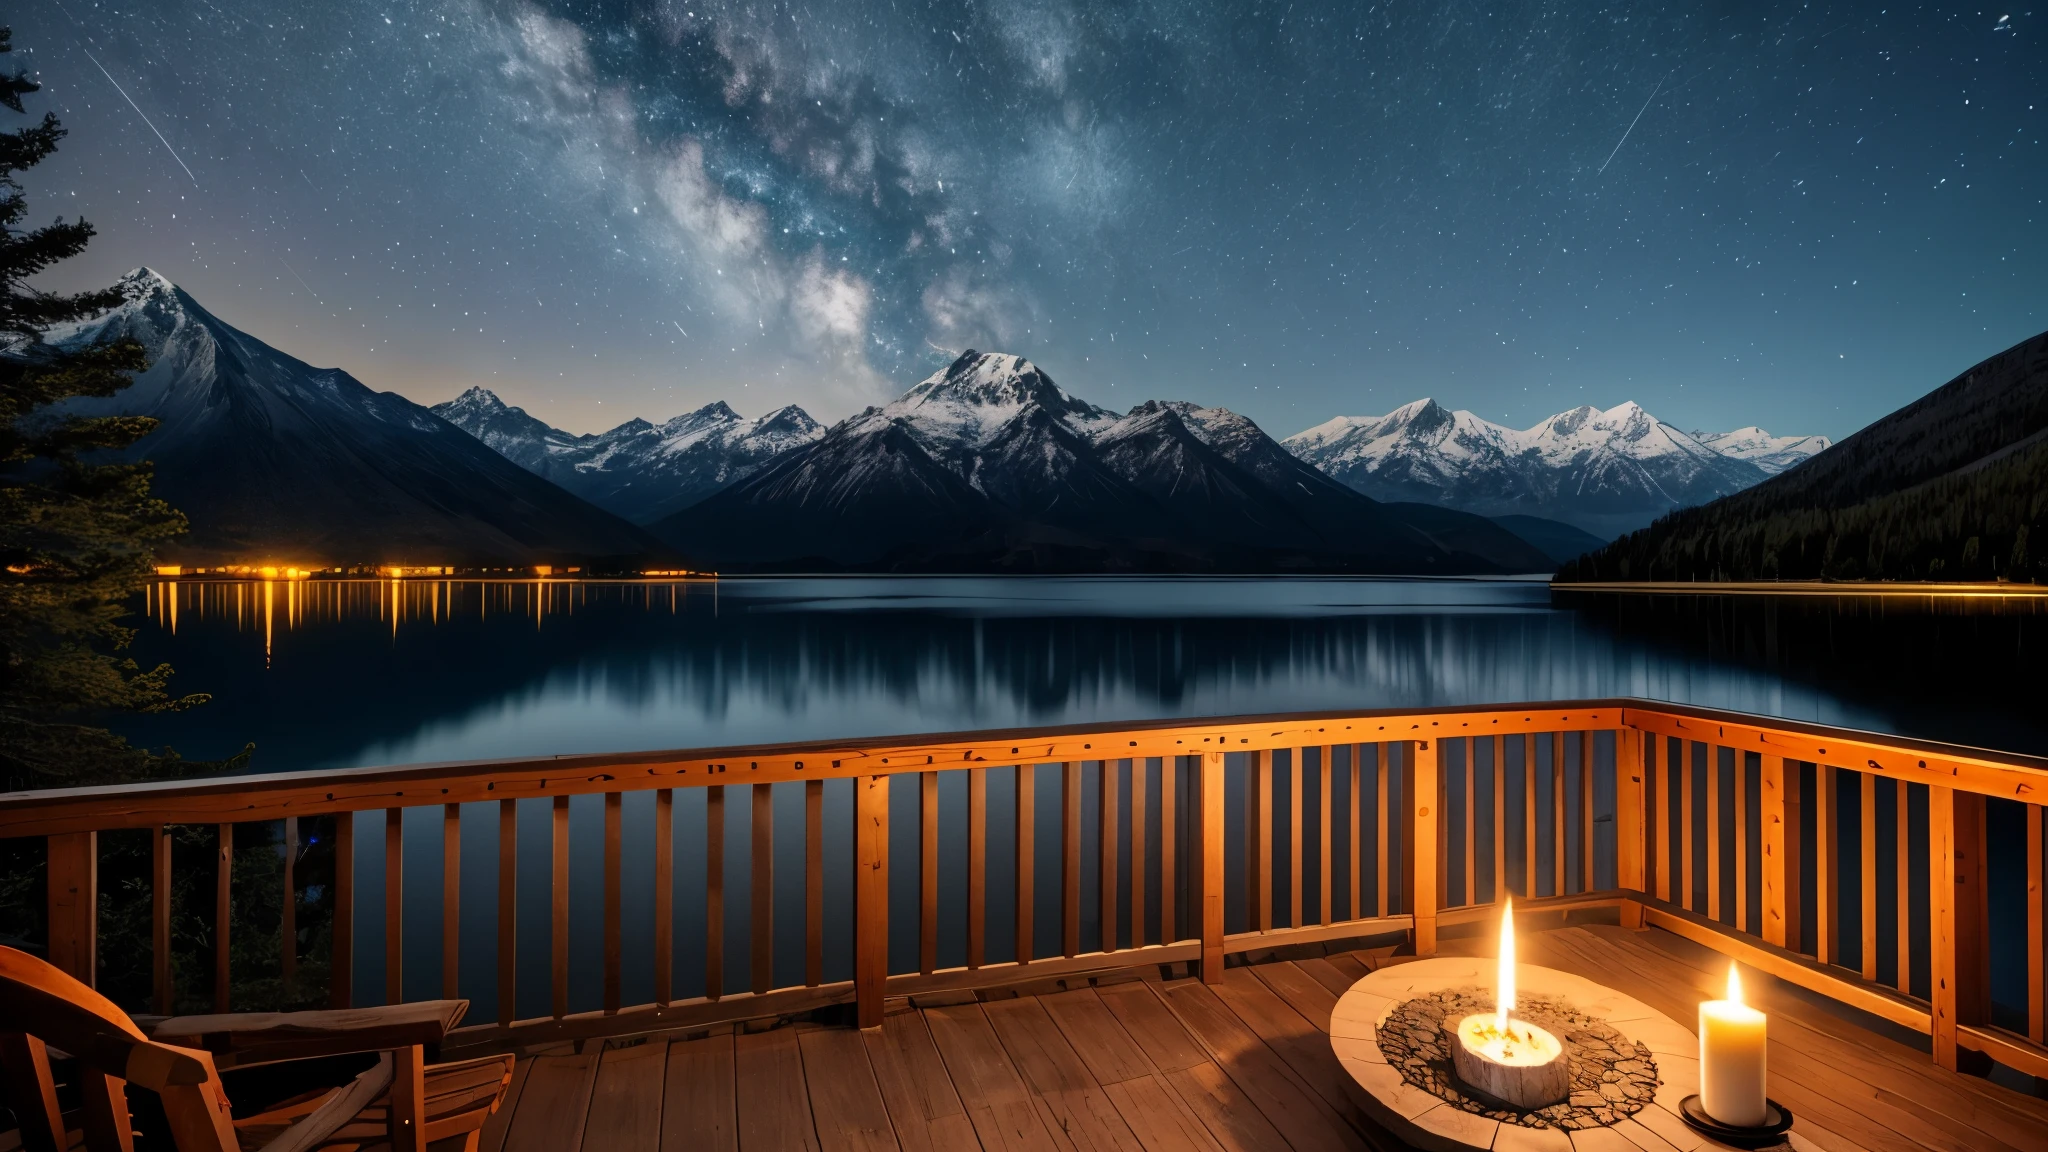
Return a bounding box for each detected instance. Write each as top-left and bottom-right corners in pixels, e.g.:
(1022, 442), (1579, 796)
(1330, 957), (1795, 1152)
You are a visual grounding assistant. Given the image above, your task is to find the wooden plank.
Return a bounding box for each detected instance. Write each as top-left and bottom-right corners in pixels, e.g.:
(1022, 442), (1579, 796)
(982, 996), (1145, 1146)
(1295, 956), (1358, 998)
(2031, 804), (2045, 1044)
(663, 1034), (737, 1152)
(153, 826), (171, 1014)
(497, 800), (517, 1029)
(1681, 741), (1696, 914)
(1132, 759), (1147, 948)
(1250, 961), (1341, 1032)
(1161, 757), (1177, 944)
(1762, 757), (1788, 949)
(736, 1027), (821, 1151)
(46, 831), (96, 987)
(1492, 736), (1508, 907)
(1066, 761), (1083, 958)
(1103, 759), (1121, 952)
(1581, 731), (1594, 896)
(1552, 733), (1565, 898)
(707, 785), (725, 1001)
(385, 809), (404, 1007)
(1651, 734), (1669, 904)
(1522, 734), (1535, 900)
(1017, 764), (1035, 965)
(1254, 750), (1272, 932)
(552, 796), (569, 1019)
(1735, 750), (1749, 935)
(1096, 981), (1209, 1073)
(1464, 739), (1476, 907)
(655, 789), (673, 1007)
(1898, 780), (1913, 996)
(1818, 764), (1839, 966)
(754, 782), (775, 995)
(1615, 729), (1642, 901)
(807, 781), (825, 986)
(283, 815), (299, 990)
(1349, 745), (1362, 921)
(969, 768), (987, 967)
(1862, 769), (1879, 981)
(501, 1049), (599, 1152)
(922, 1003), (1062, 1152)
(1319, 746), (1333, 926)
(1638, 904), (1931, 1035)
(1783, 759), (1804, 955)
(1154, 979), (1357, 1152)
(1200, 753), (1225, 983)
(1160, 1061), (1294, 1152)
(1291, 749), (1305, 929)
(856, 773), (890, 1029)
(218, 822), (233, 1011)
(1955, 790), (1990, 1031)
(920, 771), (938, 975)
(863, 1008), (975, 1152)
(583, 1041), (666, 1152)
(1376, 743), (1392, 915)
(440, 805), (459, 1000)
(333, 811), (353, 1009)
(1041, 987), (1154, 1085)
(1100, 1074), (1227, 1152)
(1412, 740), (1439, 956)
(605, 792), (623, 1013)
(1706, 747), (1722, 922)
(798, 1027), (897, 1152)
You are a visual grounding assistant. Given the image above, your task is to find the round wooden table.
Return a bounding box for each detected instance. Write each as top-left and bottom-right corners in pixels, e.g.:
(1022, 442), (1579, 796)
(1330, 956), (1741, 1152)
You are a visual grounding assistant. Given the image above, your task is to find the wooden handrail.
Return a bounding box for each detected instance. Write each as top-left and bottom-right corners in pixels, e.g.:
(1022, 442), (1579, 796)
(8, 698), (2047, 1091)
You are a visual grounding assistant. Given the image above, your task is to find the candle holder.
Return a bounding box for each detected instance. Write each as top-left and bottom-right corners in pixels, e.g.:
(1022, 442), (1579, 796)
(1677, 1094), (1795, 1149)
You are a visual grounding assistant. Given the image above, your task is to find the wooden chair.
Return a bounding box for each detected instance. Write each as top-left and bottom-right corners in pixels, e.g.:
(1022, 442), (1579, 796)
(0, 946), (513, 1151)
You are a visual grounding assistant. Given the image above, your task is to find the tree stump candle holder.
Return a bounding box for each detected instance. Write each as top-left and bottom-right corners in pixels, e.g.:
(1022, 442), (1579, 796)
(1443, 1013), (1571, 1111)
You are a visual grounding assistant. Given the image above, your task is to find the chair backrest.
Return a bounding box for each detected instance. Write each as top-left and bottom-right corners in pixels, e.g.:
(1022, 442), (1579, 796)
(0, 946), (210, 1092)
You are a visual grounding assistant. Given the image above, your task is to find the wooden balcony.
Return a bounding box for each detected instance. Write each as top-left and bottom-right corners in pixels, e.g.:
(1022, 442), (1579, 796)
(7, 699), (2048, 1149)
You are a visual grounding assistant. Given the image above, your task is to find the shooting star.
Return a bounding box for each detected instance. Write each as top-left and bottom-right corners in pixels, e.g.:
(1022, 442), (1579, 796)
(1598, 75), (1666, 175)
(81, 46), (199, 186)
(280, 258), (320, 302)
(673, 320), (690, 338)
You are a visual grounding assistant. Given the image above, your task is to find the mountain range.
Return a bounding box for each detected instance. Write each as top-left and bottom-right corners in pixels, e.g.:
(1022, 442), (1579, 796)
(1284, 400), (1829, 539)
(42, 270), (661, 565)
(1563, 329), (2048, 583)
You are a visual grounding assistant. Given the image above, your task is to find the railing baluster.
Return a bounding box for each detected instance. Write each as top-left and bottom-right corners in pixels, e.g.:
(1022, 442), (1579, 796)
(441, 805), (459, 1000)
(1462, 740), (1475, 907)
(1412, 740), (1440, 956)
(1252, 750), (1270, 931)
(1932, 784), (1958, 1067)
(550, 796), (568, 1018)
(1861, 769), (1879, 982)
(1896, 780), (1912, 995)
(1682, 742), (1696, 913)
(1380, 742), (1393, 915)
(656, 789), (674, 1005)
(1762, 755), (1788, 948)
(284, 816), (299, 991)
(604, 792), (622, 1013)
(1350, 745), (1363, 920)
(1707, 748), (1722, 921)
(1161, 757), (1178, 943)
(753, 783), (774, 995)
(1523, 735), (1535, 900)
(153, 826), (172, 1014)
(1016, 765), (1035, 965)
(920, 772), (938, 974)
(706, 785), (724, 1000)
(497, 800), (516, 1027)
(2030, 802), (2045, 1044)
(1580, 733), (1594, 894)
(1652, 736), (1670, 905)
(855, 772), (889, 1030)
(385, 808), (403, 1005)
(218, 822), (234, 1011)
(1102, 759), (1120, 952)
(1735, 752), (1749, 934)
(968, 767), (986, 967)
(1783, 759), (1804, 954)
(1818, 764), (1839, 966)
(1290, 748), (1304, 929)
(1320, 745), (1333, 926)
(1064, 762), (1082, 957)
(805, 781), (823, 985)
(1492, 737), (1507, 906)
(1130, 759), (1146, 947)
(333, 812), (353, 1009)
(46, 832), (95, 989)
(1200, 751), (1225, 982)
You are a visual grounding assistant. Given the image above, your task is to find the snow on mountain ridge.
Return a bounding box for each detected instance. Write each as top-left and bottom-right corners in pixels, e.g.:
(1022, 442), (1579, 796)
(1693, 427), (1834, 474)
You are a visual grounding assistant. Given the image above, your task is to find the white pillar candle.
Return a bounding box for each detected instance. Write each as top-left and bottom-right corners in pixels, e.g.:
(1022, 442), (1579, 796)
(1699, 962), (1768, 1126)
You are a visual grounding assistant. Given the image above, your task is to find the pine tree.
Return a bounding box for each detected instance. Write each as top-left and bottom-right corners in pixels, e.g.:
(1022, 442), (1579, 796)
(0, 27), (235, 788)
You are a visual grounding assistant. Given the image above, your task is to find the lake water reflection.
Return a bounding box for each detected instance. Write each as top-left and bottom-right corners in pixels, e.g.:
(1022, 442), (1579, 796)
(106, 576), (2047, 1024)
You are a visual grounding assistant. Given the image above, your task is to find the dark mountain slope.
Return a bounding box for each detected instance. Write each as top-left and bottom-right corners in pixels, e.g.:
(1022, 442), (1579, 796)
(1563, 330), (2048, 582)
(42, 270), (660, 565)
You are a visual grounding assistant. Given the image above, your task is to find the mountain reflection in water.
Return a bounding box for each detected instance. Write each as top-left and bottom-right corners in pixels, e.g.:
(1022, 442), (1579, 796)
(118, 575), (2046, 767)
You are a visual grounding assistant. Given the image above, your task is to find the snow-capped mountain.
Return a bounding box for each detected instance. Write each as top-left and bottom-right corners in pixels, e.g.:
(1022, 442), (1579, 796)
(433, 389), (822, 523)
(1285, 399), (1783, 538)
(654, 351), (1552, 573)
(1693, 427), (1833, 475)
(41, 269), (659, 564)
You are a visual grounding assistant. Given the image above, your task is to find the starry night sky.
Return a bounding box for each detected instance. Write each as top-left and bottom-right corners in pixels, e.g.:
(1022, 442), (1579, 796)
(10, 2), (2044, 438)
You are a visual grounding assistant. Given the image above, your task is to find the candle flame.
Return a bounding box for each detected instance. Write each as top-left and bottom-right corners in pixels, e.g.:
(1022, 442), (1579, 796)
(1727, 961), (1743, 1006)
(1497, 896), (1516, 1031)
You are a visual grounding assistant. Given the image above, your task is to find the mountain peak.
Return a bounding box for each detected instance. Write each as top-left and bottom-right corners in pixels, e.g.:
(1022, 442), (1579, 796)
(117, 266), (179, 300)
(879, 349), (1116, 451)
(444, 385), (509, 414)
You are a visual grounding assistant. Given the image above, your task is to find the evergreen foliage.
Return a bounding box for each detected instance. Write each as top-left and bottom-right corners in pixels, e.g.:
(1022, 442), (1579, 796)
(1562, 330), (2048, 584)
(0, 27), (242, 788)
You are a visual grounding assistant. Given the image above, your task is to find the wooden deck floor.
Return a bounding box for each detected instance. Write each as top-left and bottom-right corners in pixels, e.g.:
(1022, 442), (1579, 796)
(472, 924), (2048, 1152)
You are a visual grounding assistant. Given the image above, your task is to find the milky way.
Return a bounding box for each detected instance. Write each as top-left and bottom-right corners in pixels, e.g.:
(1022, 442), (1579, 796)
(10, 1), (2044, 437)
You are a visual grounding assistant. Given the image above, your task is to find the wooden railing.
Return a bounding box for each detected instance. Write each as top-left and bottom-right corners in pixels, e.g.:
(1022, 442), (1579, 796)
(4, 700), (2046, 1083)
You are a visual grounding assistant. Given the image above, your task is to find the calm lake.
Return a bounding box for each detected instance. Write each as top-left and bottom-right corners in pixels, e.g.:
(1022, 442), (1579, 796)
(98, 576), (2048, 1024)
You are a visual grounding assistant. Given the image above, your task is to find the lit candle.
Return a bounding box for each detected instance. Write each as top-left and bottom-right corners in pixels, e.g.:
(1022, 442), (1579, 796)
(1699, 962), (1768, 1126)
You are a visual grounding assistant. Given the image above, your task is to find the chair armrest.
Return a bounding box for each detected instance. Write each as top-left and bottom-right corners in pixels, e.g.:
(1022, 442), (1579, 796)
(143, 1000), (468, 1069)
